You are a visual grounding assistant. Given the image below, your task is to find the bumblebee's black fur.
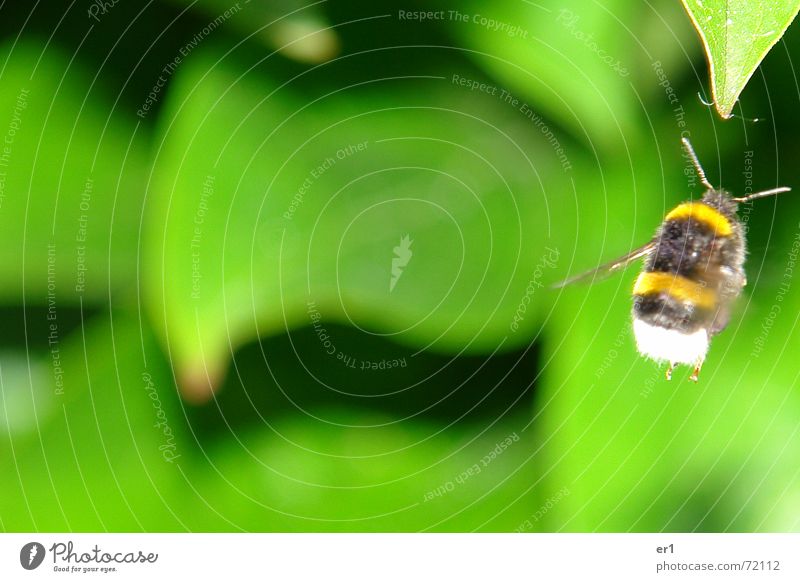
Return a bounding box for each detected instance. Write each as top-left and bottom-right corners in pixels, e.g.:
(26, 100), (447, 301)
(633, 294), (703, 333)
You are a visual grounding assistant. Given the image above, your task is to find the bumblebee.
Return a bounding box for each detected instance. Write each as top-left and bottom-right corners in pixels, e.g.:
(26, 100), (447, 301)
(556, 139), (791, 381)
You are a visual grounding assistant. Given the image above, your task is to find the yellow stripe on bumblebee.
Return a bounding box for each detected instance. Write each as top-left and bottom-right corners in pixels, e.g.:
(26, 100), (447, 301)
(664, 202), (733, 236)
(633, 271), (717, 310)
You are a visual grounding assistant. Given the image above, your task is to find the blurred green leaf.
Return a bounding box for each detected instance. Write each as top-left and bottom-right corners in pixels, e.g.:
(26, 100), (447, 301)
(681, 0), (800, 118)
(180, 411), (543, 532)
(0, 312), (548, 532)
(0, 40), (149, 305)
(449, 0), (641, 149)
(166, 0), (340, 63)
(0, 313), (186, 531)
(0, 311), (548, 532)
(0, 352), (53, 437)
(145, 49), (576, 399)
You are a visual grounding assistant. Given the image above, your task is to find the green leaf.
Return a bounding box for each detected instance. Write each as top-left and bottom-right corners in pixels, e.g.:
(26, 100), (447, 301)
(165, 0), (340, 63)
(681, 0), (800, 118)
(145, 49), (581, 399)
(0, 310), (548, 531)
(0, 313), (186, 531)
(449, 0), (642, 149)
(0, 40), (149, 305)
(181, 412), (543, 532)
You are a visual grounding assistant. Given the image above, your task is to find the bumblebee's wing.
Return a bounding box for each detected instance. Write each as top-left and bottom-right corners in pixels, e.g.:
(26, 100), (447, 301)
(552, 241), (655, 289)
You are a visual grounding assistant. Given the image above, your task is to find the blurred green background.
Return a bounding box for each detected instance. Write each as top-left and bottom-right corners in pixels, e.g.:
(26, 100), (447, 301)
(1, 0), (799, 532)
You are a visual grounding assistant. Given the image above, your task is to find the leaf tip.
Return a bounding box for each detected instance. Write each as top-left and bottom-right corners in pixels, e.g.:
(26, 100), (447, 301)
(715, 101), (735, 120)
(178, 361), (226, 405)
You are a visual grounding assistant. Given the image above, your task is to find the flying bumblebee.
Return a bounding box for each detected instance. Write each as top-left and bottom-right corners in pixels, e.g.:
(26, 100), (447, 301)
(556, 138), (791, 382)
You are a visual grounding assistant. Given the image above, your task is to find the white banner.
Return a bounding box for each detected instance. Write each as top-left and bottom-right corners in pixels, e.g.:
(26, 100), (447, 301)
(0, 533), (797, 581)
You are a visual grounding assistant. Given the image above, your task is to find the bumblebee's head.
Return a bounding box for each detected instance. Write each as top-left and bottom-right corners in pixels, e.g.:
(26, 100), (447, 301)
(700, 188), (739, 217)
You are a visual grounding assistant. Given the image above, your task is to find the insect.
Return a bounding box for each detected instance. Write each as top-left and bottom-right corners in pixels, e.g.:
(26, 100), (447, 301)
(555, 138), (791, 382)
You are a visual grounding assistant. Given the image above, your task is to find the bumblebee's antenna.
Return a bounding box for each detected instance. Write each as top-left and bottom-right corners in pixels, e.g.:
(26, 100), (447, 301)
(732, 186), (792, 203)
(681, 137), (715, 191)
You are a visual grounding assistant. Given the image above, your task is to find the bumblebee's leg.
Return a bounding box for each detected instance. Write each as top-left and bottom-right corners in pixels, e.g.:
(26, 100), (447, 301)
(665, 362), (674, 381)
(689, 358), (704, 383)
